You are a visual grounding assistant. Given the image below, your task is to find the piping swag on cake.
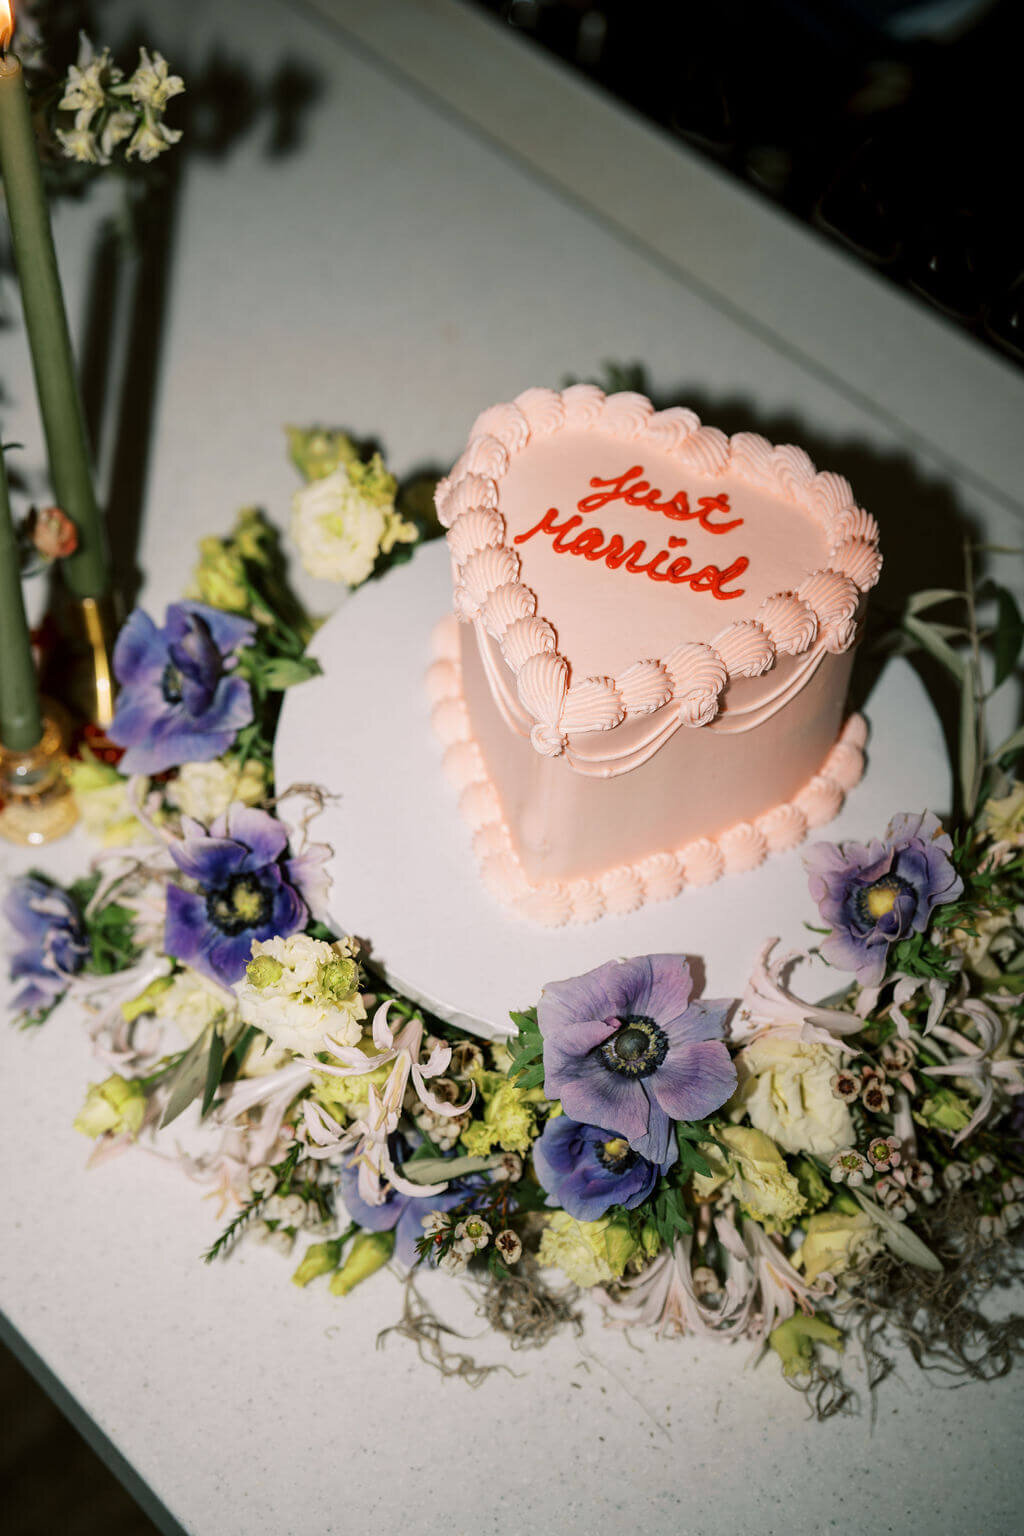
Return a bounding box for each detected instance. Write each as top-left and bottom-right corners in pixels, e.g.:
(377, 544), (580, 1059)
(427, 387), (881, 926)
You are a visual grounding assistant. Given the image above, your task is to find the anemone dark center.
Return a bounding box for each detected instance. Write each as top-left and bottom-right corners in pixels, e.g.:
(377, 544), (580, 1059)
(597, 1136), (637, 1171)
(161, 662), (184, 705)
(599, 1014), (669, 1078)
(856, 874), (913, 924)
(206, 873), (273, 935)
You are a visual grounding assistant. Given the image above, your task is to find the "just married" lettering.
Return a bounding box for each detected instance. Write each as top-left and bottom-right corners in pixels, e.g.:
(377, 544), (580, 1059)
(513, 464), (749, 599)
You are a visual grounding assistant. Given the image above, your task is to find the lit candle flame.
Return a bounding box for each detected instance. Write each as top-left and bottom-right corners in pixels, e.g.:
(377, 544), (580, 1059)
(0, 2), (13, 57)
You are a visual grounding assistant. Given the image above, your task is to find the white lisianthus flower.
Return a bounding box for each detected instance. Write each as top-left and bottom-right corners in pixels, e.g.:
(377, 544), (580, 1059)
(167, 758), (268, 825)
(733, 1028), (854, 1158)
(234, 934), (365, 1055)
(691, 1125), (806, 1229)
(290, 460), (416, 587)
(155, 968), (237, 1043)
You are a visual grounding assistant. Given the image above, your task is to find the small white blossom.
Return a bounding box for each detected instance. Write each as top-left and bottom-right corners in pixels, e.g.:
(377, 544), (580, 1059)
(1002, 1175), (1024, 1202)
(972, 1154), (997, 1180)
(943, 1160), (971, 1191)
(439, 1247), (469, 1276)
(98, 110), (137, 159)
(1002, 1201), (1024, 1230)
(492, 1152), (524, 1183)
(978, 1212), (1007, 1245)
(453, 1215), (491, 1253)
(249, 1165), (277, 1197)
(875, 1175), (916, 1220)
(264, 1193), (308, 1227)
(123, 48), (185, 111)
(55, 125), (103, 164)
(829, 1149), (871, 1187)
(59, 36), (120, 126)
(167, 759), (268, 824)
(126, 115), (182, 163)
(422, 1210), (452, 1236)
(266, 1227), (295, 1256)
(495, 1229), (522, 1264)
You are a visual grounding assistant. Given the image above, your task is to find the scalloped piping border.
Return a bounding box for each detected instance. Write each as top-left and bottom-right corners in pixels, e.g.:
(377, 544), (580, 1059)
(435, 386), (882, 761)
(427, 615), (868, 929)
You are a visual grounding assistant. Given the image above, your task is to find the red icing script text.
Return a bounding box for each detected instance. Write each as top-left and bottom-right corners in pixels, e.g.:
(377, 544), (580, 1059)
(512, 465), (749, 599)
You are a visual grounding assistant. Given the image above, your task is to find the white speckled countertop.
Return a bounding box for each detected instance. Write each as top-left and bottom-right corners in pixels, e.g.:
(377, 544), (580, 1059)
(2, 3), (1022, 1534)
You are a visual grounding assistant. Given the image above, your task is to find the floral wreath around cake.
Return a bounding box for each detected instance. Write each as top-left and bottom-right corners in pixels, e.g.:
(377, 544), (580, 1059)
(6, 421), (1024, 1413)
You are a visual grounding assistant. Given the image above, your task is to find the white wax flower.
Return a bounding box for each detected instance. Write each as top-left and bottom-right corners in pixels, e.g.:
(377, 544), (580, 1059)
(734, 1030), (853, 1158)
(55, 125), (102, 164)
(60, 36), (120, 126)
(234, 934), (365, 1056)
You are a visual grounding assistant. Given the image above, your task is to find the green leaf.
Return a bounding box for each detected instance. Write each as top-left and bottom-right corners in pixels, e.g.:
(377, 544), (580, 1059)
(905, 588), (964, 615)
(902, 614), (965, 680)
(510, 1062), (545, 1090)
(675, 1139), (714, 1179)
(201, 1026), (225, 1118)
(260, 655), (322, 690)
(852, 1189), (942, 1273)
(992, 586), (1024, 688)
(992, 722), (1024, 765)
(159, 1024), (214, 1129)
(400, 1153), (505, 1185)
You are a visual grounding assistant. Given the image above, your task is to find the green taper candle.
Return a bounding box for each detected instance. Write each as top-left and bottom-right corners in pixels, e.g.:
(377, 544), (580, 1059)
(0, 24), (109, 599)
(0, 441), (43, 750)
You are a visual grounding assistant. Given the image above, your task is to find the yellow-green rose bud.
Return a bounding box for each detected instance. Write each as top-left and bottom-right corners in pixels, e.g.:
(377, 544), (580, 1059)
(640, 1222), (662, 1260)
(329, 1230), (395, 1295)
(792, 1155), (832, 1214)
(193, 538), (248, 612)
(246, 955), (285, 990)
(231, 507), (273, 564)
(286, 425), (359, 482)
(769, 1313), (844, 1378)
(74, 1075), (147, 1140)
(317, 956), (359, 1004)
(292, 1239), (343, 1288)
(120, 975), (174, 1024)
(793, 1210), (879, 1283)
(916, 1088), (973, 1135)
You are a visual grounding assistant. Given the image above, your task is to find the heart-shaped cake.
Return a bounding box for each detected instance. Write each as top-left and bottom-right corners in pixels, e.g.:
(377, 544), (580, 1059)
(427, 386), (881, 926)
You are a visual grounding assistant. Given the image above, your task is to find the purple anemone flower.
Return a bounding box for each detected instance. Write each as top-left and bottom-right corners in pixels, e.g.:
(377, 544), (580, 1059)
(165, 805), (328, 985)
(108, 601), (255, 776)
(4, 875), (89, 1015)
(533, 1114), (664, 1221)
(805, 810), (964, 987)
(539, 954), (736, 1166)
(338, 1153), (484, 1268)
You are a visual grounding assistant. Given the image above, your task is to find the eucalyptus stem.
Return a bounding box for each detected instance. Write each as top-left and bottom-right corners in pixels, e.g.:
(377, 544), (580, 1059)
(961, 539), (987, 820)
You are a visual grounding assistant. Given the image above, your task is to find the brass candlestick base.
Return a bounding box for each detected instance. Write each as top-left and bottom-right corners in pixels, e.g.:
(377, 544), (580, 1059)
(0, 710), (79, 845)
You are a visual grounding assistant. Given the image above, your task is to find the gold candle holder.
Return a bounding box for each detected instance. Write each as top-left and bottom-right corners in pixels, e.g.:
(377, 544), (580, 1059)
(0, 708), (78, 845)
(44, 586), (119, 734)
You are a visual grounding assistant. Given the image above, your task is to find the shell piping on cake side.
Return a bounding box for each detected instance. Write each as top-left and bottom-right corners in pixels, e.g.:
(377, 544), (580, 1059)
(427, 612), (868, 929)
(434, 386), (882, 763)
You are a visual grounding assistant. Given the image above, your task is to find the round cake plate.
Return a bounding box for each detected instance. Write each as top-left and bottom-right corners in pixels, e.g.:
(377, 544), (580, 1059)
(276, 540), (949, 1041)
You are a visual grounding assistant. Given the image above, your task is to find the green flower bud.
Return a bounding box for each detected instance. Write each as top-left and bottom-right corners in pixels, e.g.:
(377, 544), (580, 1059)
(317, 956), (358, 1004)
(291, 1239), (343, 1288)
(601, 1216), (641, 1278)
(120, 975), (174, 1023)
(192, 538), (249, 612)
(329, 1230), (395, 1295)
(639, 1222), (662, 1260)
(74, 1075), (147, 1139)
(246, 955), (285, 990)
(915, 1088), (973, 1135)
(769, 1313), (844, 1379)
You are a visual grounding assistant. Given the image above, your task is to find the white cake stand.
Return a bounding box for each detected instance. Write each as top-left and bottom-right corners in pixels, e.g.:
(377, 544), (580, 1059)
(275, 540), (949, 1040)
